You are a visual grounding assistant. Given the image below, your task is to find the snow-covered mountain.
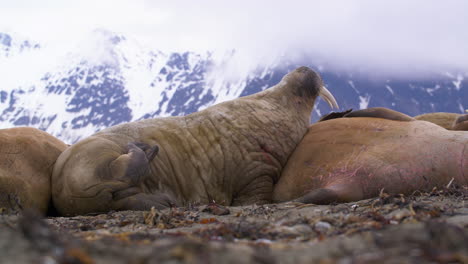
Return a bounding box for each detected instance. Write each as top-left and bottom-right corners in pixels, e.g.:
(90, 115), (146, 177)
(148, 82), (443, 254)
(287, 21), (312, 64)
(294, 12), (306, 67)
(0, 32), (40, 57)
(1, 30), (466, 144)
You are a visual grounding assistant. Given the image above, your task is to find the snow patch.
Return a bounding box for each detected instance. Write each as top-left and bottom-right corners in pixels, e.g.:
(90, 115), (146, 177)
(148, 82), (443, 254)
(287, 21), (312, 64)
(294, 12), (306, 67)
(459, 103), (465, 113)
(359, 95), (371, 109)
(452, 74), (463, 90)
(425, 85), (441, 96)
(314, 107), (322, 119)
(385, 85), (394, 95)
(348, 80), (359, 94)
(73, 29), (121, 67)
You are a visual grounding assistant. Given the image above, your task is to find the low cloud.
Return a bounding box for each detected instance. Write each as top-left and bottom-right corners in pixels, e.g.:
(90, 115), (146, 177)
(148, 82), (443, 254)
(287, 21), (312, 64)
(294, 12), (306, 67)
(151, 0), (468, 78)
(1, 0), (467, 78)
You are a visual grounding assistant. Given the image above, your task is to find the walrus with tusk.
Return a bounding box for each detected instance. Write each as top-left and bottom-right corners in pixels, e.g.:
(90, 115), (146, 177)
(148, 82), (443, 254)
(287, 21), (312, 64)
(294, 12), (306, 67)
(0, 127), (67, 214)
(273, 108), (467, 204)
(52, 66), (339, 216)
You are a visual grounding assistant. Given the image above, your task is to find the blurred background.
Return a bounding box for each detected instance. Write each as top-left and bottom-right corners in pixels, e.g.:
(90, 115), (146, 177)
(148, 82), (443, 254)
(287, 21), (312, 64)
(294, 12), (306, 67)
(0, 0), (467, 143)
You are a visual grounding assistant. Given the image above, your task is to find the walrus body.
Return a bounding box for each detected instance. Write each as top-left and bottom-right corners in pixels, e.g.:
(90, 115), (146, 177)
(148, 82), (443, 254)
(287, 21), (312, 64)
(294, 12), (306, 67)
(52, 67), (338, 216)
(414, 112), (466, 130)
(273, 114), (467, 204)
(0, 127), (67, 214)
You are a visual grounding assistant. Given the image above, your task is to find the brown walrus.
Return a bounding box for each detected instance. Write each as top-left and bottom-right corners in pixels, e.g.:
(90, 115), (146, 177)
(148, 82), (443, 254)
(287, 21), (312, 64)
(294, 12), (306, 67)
(272, 108), (467, 204)
(414, 112), (467, 130)
(52, 66), (339, 216)
(0, 127), (67, 214)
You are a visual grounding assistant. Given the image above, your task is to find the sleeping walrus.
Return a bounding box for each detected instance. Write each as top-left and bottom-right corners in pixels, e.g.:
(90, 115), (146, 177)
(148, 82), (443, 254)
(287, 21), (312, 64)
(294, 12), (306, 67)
(0, 127), (67, 214)
(414, 112), (468, 130)
(52, 66), (339, 216)
(273, 108), (467, 204)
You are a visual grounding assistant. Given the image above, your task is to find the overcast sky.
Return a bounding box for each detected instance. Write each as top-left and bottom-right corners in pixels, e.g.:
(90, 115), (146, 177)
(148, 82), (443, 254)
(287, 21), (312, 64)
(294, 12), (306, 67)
(1, 0), (468, 77)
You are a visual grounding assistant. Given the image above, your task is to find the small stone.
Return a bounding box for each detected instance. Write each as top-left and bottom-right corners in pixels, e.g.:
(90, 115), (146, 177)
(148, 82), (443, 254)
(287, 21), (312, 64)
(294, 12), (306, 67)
(315, 221), (332, 232)
(293, 224), (313, 235)
(386, 208), (412, 221)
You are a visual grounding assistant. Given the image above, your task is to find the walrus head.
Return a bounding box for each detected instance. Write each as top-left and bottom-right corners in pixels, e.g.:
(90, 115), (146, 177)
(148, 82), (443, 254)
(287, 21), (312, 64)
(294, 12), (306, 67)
(453, 114), (468, 131)
(281, 66), (339, 108)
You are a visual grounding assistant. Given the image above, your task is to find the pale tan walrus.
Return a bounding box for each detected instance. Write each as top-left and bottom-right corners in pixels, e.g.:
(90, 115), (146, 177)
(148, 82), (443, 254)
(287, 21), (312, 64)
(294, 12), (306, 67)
(414, 112), (468, 130)
(0, 127), (67, 214)
(52, 67), (339, 216)
(273, 108), (467, 204)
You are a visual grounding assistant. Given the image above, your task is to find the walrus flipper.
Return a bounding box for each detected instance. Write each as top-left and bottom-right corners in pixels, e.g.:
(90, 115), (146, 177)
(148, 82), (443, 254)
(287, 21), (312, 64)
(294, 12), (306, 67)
(344, 107), (414, 121)
(106, 142), (178, 211)
(108, 142), (158, 197)
(0, 181), (24, 214)
(113, 192), (178, 211)
(132, 142), (160, 162)
(294, 183), (363, 204)
(294, 188), (340, 204)
(318, 109), (353, 122)
(110, 142), (159, 185)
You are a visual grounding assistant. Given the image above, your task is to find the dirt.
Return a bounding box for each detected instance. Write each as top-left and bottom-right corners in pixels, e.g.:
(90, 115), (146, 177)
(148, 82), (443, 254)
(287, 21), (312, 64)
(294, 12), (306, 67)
(1, 185), (467, 264)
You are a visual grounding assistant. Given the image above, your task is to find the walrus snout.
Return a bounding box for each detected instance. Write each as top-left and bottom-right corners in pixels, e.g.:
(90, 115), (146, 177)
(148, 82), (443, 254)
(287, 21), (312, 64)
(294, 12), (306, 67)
(284, 66), (339, 109)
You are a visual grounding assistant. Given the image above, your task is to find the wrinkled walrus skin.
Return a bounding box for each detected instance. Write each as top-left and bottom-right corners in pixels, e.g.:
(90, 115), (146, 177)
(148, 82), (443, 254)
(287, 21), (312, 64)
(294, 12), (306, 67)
(0, 127), (67, 214)
(52, 67), (339, 216)
(272, 114), (467, 204)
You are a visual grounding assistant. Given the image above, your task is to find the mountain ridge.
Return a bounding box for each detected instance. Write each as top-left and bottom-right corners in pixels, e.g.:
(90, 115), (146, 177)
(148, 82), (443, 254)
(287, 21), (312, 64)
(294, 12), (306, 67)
(1, 30), (466, 144)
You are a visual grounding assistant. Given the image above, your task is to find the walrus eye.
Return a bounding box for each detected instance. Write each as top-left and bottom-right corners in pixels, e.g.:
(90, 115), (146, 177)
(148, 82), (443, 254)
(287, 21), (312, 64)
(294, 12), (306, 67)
(319, 86), (339, 109)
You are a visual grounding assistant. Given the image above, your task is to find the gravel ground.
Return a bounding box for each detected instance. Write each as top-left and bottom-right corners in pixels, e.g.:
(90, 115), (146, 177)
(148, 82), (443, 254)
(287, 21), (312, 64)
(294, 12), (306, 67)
(1, 185), (467, 264)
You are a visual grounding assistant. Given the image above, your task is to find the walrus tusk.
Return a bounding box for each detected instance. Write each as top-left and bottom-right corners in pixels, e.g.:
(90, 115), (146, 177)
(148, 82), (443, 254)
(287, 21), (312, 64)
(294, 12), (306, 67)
(319, 86), (339, 109)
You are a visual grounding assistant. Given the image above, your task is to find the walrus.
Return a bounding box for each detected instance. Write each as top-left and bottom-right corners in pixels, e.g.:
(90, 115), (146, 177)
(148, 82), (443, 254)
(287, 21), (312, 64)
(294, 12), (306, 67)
(0, 127), (67, 214)
(272, 108), (467, 204)
(52, 66), (339, 216)
(414, 112), (466, 130)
